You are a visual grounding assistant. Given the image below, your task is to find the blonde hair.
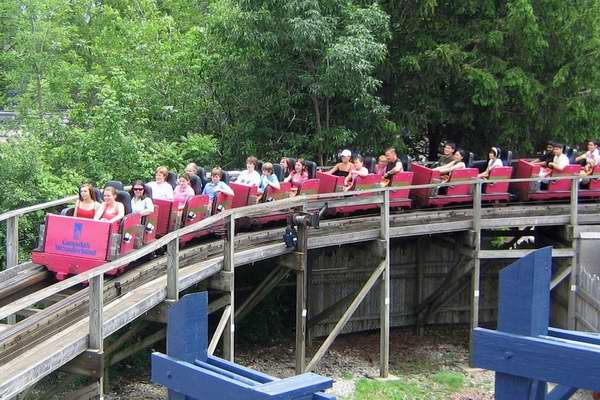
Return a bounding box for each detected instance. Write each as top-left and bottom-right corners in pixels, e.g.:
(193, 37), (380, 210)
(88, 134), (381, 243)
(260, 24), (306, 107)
(155, 166), (169, 178)
(262, 162), (273, 173)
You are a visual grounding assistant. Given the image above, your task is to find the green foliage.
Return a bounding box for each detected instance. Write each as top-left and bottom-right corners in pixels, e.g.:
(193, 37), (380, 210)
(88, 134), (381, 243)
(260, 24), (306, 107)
(351, 372), (465, 399)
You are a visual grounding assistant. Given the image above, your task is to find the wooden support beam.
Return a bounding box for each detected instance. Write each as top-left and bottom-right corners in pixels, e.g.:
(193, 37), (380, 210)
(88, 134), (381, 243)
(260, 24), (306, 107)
(223, 216), (235, 362)
(208, 295), (231, 315)
(415, 237), (425, 336)
(379, 190), (390, 378)
(306, 260), (386, 373)
(567, 226), (580, 330)
(64, 382), (101, 400)
(166, 238), (180, 301)
(208, 271), (234, 292)
(234, 267), (289, 322)
(109, 328), (166, 366)
(478, 248), (575, 259)
(88, 273), (104, 397)
(307, 289), (359, 329)
(550, 266), (572, 291)
(295, 222), (308, 374)
(208, 305), (232, 356)
(60, 350), (105, 379)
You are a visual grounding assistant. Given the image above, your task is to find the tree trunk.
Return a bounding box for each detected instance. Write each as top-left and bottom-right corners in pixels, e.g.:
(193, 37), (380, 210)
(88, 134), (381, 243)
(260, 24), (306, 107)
(312, 95), (324, 165)
(36, 72), (43, 114)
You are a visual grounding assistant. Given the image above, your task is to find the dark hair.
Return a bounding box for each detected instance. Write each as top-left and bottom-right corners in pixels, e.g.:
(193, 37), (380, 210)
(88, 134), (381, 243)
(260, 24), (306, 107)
(353, 155), (364, 164)
(384, 147), (397, 155)
(553, 143), (564, 150)
(179, 173), (191, 182)
(445, 142), (457, 151)
(281, 157), (294, 171)
(79, 183), (97, 202)
(211, 167), (223, 177)
(546, 140), (556, 147)
(295, 158), (307, 173)
(129, 180), (147, 199)
(454, 149), (466, 159)
(587, 139), (596, 146)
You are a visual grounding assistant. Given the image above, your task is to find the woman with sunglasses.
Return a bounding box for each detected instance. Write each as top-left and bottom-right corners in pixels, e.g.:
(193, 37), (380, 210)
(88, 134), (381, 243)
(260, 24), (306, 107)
(130, 180), (155, 216)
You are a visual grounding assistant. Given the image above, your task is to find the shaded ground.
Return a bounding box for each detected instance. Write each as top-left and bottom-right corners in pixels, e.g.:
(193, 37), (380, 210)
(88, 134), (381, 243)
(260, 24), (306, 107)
(31, 326), (593, 399)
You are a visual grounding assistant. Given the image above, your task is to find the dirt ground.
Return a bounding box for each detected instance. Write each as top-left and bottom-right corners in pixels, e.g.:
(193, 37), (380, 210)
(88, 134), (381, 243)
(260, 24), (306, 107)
(97, 326), (595, 400)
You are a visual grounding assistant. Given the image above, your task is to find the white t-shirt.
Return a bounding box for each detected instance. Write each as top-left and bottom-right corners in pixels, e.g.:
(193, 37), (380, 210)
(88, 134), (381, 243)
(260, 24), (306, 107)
(237, 170), (261, 186)
(487, 158), (503, 170)
(147, 181), (174, 200)
(553, 154), (570, 170)
(131, 197), (154, 214)
(585, 149), (600, 165)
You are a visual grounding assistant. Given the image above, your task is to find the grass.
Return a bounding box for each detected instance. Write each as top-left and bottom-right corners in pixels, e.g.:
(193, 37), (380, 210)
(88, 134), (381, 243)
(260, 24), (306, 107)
(347, 371), (466, 400)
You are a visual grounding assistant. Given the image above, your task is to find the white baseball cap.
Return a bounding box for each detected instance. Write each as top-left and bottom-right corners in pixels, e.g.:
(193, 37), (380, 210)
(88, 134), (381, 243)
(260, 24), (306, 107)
(341, 149), (352, 157)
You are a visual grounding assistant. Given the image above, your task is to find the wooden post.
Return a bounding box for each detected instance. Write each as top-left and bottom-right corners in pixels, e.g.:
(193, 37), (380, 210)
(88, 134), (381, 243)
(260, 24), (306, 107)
(5, 216), (17, 324)
(415, 237), (425, 336)
(223, 216), (235, 362)
(166, 237), (180, 302)
(568, 177), (579, 330)
(89, 274), (104, 398)
(379, 190), (390, 378)
(5, 215), (19, 270)
(471, 181), (482, 333)
(295, 222), (308, 374)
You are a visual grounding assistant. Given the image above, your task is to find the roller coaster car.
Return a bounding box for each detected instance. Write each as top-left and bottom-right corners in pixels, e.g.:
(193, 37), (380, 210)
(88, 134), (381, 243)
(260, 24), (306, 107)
(482, 166), (513, 202)
(513, 160), (581, 201)
(411, 164), (479, 207)
(32, 213), (142, 281)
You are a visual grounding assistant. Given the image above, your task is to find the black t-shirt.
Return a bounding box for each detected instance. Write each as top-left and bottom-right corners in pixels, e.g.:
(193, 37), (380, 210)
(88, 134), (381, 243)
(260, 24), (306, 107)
(385, 159), (402, 174)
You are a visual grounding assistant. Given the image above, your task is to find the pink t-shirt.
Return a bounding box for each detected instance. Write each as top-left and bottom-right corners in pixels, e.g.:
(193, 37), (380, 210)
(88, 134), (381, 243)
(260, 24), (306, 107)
(289, 171), (308, 188)
(173, 185), (195, 207)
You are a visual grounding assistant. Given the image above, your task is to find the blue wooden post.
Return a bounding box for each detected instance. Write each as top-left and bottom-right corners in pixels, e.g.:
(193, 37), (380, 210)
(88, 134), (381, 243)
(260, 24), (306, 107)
(472, 247), (600, 400)
(152, 293), (336, 400)
(495, 247), (551, 400)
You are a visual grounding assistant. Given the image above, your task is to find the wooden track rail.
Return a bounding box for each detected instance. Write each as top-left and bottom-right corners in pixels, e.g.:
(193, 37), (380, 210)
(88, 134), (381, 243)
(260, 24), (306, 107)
(0, 175), (599, 399)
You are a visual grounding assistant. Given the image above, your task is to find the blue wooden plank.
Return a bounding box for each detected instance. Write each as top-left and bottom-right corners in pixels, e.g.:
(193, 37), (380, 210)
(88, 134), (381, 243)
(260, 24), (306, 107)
(208, 355), (275, 384)
(546, 385), (578, 400)
(253, 373), (333, 399)
(472, 328), (600, 392)
(151, 353), (261, 400)
(498, 246), (551, 336)
(194, 359), (259, 387)
(549, 328), (600, 346)
(495, 247), (552, 400)
(312, 393), (336, 400)
(167, 293), (208, 363)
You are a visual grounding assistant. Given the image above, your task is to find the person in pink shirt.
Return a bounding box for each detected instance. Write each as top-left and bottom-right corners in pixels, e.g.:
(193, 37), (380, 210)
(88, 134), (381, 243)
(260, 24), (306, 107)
(173, 173), (195, 208)
(374, 155), (387, 176)
(285, 158), (309, 195)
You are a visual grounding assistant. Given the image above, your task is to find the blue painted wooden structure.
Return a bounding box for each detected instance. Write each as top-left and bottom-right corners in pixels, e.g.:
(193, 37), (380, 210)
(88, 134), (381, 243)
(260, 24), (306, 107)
(151, 292), (336, 400)
(472, 247), (600, 400)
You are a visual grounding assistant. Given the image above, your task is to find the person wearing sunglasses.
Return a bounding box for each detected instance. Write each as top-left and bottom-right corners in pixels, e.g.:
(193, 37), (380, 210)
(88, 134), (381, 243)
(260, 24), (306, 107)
(130, 180), (155, 216)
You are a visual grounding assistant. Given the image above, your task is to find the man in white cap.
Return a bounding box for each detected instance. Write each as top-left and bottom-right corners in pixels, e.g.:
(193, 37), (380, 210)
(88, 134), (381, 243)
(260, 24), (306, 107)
(328, 149), (354, 177)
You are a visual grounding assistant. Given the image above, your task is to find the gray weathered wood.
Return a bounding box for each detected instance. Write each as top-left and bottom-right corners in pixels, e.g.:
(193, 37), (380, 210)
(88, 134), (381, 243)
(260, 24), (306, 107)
(570, 178), (579, 228)
(166, 238), (180, 301)
(223, 216), (235, 362)
(208, 305), (231, 356)
(478, 248), (575, 259)
(306, 260), (386, 373)
(379, 191), (390, 378)
(568, 236), (580, 330)
(89, 274), (104, 351)
(295, 223), (308, 374)
(550, 266), (573, 291)
(5, 216), (19, 271)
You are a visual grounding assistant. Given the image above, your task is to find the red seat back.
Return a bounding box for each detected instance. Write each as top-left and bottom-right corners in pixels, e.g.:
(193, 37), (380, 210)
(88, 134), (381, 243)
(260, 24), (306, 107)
(120, 213), (142, 256)
(589, 165), (600, 190)
(230, 182), (252, 208)
(298, 179), (319, 196)
(389, 172), (414, 200)
(352, 174), (383, 191)
(316, 171), (345, 193)
(484, 167), (513, 194)
(547, 165), (581, 191)
(411, 164), (440, 199)
(182, 195), (210, 227)
(152, 198), (174, 236)
(446, 168), (478, 196)
(213, 191), (233, 215)
(143, 205), (159, 245)
(265, 181), (292, 201)
(513, 160), (540, 201)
